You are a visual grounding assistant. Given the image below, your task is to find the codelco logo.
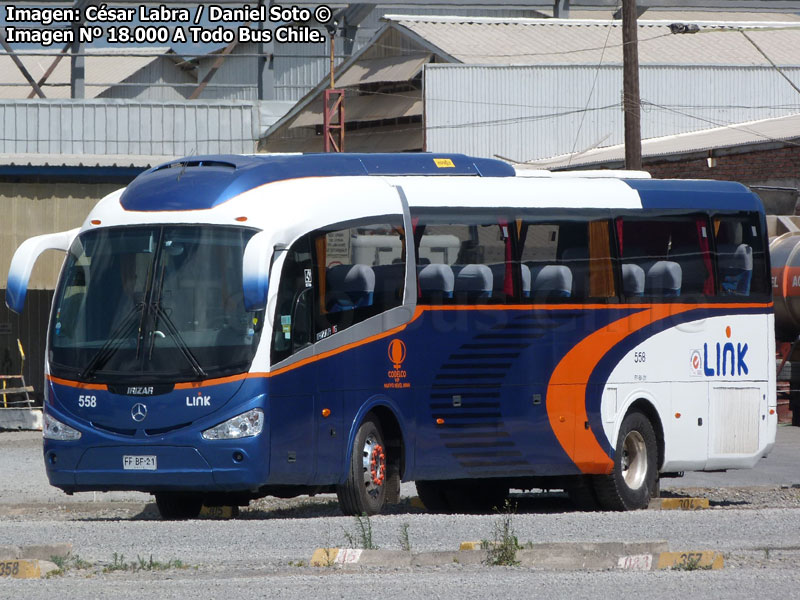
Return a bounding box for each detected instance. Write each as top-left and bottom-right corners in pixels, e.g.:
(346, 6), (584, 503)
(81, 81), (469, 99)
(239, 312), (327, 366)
(690, 325), (749, 377)
(384, 339), (410, 389)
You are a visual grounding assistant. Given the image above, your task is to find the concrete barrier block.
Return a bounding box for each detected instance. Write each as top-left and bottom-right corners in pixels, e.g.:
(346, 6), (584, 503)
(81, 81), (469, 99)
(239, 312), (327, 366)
(0, 408), (42, 431)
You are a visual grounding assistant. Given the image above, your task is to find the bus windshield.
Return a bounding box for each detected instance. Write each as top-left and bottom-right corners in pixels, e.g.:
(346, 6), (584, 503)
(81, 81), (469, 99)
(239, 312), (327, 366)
(49, 225), (263, 383)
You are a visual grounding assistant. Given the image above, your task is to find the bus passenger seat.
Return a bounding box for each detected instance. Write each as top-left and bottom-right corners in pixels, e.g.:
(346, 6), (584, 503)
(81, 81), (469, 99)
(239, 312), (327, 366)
(720, 243), (753, 296)
(373, 263), (406, 305)
(561, 247), (589, 299)
(645, 260), (682, 296)
(326, 264), (375, 312)
(417, 263), (454, 302)
(520, 264), (531, 298)
(488, 263), (530, 299)
(621, 263), (645, 297)
(454, 264), (493, 301)
(530, 265), (572, 299)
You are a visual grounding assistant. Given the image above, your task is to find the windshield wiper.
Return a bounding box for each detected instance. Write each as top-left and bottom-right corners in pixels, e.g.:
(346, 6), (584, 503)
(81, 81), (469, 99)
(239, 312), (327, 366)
(147, 262), (207, 379)
(149, 303), (208, 379)
(79, 303), (144, 381)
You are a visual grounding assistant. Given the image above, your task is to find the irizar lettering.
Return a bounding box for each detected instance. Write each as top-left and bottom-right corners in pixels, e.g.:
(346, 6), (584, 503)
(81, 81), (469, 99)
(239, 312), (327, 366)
(186, 395), (211, 407)
(127, 386), (154, 395)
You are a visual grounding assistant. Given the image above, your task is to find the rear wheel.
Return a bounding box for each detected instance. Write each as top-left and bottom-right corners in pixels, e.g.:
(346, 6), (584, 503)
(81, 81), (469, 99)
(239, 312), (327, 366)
(337, 415), (387, 516)
(155, 492), (203, 520)
(415, 481), (450, 512)
(593, 411), (658, 511)
(415, 480), (508, 514)
(566, 475), (602, 511)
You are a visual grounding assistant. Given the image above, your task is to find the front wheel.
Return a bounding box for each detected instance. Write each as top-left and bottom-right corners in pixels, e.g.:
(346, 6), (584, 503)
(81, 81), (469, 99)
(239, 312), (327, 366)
(154, 492), (203, 520)
(593, 411), (658, 511)
(337, 415), (387, 516)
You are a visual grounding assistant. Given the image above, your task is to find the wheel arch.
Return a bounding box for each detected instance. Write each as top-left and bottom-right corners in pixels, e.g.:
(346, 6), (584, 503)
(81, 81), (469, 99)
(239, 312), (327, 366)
(341, 395), (409, 484)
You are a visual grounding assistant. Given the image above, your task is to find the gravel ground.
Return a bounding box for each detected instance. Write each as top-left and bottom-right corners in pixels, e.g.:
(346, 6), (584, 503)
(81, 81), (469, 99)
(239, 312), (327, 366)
(1, 427), (799, 598)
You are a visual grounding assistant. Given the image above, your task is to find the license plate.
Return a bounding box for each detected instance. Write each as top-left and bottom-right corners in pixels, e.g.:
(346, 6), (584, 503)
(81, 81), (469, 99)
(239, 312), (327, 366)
(123, 455), (157, 470)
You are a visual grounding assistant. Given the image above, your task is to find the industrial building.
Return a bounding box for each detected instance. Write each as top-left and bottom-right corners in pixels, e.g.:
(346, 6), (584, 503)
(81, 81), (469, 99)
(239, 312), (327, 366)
(261, 15), (800, 159)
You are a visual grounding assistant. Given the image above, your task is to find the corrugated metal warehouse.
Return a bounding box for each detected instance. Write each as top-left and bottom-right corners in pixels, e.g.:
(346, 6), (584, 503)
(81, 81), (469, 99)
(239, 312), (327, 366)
(261, 16), (800, 157)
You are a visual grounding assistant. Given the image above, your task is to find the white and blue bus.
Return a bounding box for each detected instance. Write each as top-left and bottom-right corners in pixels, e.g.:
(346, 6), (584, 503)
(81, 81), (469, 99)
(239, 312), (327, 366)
(7, 153), (776, 518)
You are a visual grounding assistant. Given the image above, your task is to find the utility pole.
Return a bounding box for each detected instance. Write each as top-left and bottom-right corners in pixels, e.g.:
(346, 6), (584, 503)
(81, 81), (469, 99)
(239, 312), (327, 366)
(622, 0), (641, 170)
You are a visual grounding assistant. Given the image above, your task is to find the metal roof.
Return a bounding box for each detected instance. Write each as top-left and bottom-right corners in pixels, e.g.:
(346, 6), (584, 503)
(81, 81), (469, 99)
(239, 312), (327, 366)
(335, 52), (432, 87)
(385, 15), (800, 66)
(0, 153), (179, 168)
(0, 47), (176, 99)
(291, 92), (421, 128)
(528, 112), (800, 169)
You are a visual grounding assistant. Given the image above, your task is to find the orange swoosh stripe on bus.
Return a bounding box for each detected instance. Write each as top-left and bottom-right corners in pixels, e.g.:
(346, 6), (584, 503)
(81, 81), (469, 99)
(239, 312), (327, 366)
(47, 376), (108, 391)
(545, 303), (715, 474)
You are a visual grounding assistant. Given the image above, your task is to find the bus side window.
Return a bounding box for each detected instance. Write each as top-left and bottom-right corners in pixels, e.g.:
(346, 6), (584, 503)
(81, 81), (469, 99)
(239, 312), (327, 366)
(519, 219), (616, 302)
(270, 235), (314, 365)
(714, 213), (768, 298)
(616, 215), (714, 300)
(312, 219), (405, 338)
(414, 215), (513, 304)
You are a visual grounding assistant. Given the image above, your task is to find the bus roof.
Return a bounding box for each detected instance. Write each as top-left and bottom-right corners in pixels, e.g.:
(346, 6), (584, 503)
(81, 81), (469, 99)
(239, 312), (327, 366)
(116, 153), (764, 215)
(119, 153), (515, 212)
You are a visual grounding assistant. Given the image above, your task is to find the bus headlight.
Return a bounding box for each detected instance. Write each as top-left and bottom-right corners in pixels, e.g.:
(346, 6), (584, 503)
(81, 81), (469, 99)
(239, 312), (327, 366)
(202, 408), (264, 440)
(43, 412), (82, 441)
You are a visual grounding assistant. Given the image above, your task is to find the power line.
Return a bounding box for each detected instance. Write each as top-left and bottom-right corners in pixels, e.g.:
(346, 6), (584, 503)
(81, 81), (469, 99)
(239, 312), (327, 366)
(569, 0), (620, 166)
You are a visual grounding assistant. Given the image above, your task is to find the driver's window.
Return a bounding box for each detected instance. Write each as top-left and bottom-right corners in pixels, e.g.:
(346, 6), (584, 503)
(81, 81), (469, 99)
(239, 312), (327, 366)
(270, 235), (314, 365)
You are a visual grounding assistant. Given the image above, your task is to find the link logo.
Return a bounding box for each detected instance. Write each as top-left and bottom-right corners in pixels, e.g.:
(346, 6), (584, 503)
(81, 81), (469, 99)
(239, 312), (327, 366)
(698, 325), (748, 377)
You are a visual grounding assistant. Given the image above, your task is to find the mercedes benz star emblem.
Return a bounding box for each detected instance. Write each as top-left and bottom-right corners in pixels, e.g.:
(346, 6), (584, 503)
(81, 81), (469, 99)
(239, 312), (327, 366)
(131, 403), (148, 422)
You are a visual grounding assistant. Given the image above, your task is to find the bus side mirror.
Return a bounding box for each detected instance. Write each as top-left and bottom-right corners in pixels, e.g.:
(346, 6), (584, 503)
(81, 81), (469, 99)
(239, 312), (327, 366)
(242, 231), (272, 312)
(6, 228), (79, 314)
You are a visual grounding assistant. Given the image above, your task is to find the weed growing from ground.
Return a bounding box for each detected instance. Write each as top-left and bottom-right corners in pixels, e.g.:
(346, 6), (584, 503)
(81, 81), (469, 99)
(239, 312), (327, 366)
(47, 554), (94, 577)
(103, 553), (186, 573)
(482, 500), (521, 566)
(398, 522), (412, 552)
(672, 555), (710, 571)
(343, 514), (379, 549)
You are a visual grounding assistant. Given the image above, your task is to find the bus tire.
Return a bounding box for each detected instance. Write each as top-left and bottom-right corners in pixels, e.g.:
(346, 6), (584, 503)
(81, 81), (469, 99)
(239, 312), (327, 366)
(446, 481), (508, 514)
(593, 411), (658, 511)
(337, 415), (387, 516)
(155, 492), (203, 520)
(415, 481), (450, 512)
(565, 475), (602, 511)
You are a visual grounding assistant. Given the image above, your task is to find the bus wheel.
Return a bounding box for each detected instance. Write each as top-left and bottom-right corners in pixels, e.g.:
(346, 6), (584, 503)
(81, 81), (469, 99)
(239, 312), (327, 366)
(337, 416), (387, 516)
(447, 481), (508, 514)
(154, 492), (203, 520)
(415, 481), (450, 512)
(565, 475), (601, 511)
(593, 411), (658, 511)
